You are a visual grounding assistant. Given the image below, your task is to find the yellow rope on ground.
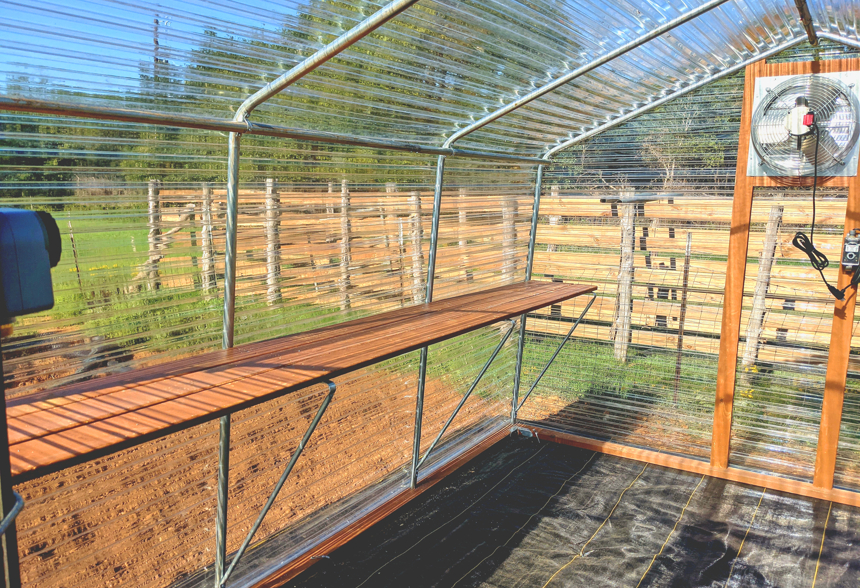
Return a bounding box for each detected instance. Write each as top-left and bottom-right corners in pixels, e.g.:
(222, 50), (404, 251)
(451, 452), (597, 587)
(635, 474), (706, 588)
(540, 463), (649, 588)
(811, 501), (832, 588)
(724, 487), (766, 588)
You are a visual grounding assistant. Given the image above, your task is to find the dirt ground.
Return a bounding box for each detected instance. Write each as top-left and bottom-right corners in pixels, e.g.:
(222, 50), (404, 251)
(13, 367), (501, 588)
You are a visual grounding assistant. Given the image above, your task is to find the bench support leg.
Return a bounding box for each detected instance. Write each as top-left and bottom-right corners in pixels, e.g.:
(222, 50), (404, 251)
(411, 155), (445, 489)
(215, 415), (231, 586)
(219, 381), (337, 587)
(512, 164), (544, 424)
(415, 319), (517, 477)
(516, 295), (596, 414)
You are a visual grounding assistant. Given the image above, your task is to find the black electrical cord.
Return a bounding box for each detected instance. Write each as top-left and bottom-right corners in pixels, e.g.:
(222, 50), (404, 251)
(791, 123), (860, 301)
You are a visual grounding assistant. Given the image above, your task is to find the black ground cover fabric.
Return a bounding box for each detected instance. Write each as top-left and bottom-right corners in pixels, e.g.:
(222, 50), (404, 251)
(286, 436), (860, 588)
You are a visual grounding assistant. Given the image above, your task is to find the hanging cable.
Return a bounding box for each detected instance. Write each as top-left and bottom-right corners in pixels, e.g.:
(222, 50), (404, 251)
(791, 122), (859, 301)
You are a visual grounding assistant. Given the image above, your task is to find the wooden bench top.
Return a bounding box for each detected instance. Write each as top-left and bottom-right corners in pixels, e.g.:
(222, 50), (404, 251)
(8, 281), (595, 482)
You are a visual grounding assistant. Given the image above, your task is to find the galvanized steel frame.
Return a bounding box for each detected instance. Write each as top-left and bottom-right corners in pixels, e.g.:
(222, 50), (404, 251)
(4, 2), (860, 582)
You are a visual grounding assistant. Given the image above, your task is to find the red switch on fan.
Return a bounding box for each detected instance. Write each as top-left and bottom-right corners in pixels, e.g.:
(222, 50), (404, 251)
(803, 112), (814, 126)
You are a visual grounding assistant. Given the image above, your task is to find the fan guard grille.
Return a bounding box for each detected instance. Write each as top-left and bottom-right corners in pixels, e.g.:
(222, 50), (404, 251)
(751, 74), (860, 176)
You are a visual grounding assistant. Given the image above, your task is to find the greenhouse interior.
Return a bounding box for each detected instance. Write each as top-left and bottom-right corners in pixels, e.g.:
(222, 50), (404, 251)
(1, 0), (860, 586)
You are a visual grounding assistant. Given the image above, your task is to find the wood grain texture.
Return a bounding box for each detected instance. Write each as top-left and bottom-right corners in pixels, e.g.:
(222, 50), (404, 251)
(8, 282), (595, 482)
(713, 56), (860, 471)
(527, 426), (860, 508)
(250, 427), (510, 588)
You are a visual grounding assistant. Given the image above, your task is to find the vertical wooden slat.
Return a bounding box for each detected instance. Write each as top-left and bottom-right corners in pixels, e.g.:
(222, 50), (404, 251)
(613, 193), (635, 362)
(711, 61), (759, 469)
(410, 190), (424, 304)
(339, 179), (352, 311)
(147, 178), (161, 291)
(813, 178), (860, 488)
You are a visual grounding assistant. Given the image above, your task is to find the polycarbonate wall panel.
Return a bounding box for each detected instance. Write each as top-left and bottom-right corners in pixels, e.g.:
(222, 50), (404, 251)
(728, 189), (842, 482)
(1, 106), (528, 585)
(0, 0), (817, 157)
(516, 72), (746, 460)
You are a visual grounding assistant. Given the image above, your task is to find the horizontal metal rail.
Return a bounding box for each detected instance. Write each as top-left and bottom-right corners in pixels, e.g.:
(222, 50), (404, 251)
(220, 381), (337, 587)
(0, 97), (544, 165)
(0, 492), (23, 537)
(543, 37), (806, 159)
(517, 296), (596, 412)
(414, 319), (517, 476)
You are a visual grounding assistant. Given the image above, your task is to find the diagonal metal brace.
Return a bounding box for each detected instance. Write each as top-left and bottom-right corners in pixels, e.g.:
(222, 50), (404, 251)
(517, 295), (596, 413)
(220, 381), (337, 586)
(0, 491), (23, 536)
(414, 319), (517, 478)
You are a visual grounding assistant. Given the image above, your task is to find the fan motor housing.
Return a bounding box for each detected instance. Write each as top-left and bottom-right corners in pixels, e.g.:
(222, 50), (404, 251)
(748, 71), (860, 177)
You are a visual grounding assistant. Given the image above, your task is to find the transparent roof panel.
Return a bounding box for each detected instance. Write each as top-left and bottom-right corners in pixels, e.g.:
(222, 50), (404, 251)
(1, 0), (857, 157)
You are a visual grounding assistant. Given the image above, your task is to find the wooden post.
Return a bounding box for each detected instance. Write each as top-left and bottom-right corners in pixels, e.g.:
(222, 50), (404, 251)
(741, 205), (783, 371)
(814, 180), (860, 488)
(399, 219), (407, 305)
(265, 178), (281, 304)
(326, 181), (335, 215)
(188, 198), (199, 289)
(612, 192), (635, 362)
(502, 191), (517, 282)
(147, 179), (161, 291)
(383, 182), (396, 277)
(546, 185), (560, 253)
(339, 180), (352, 311)
(201, 182), (216, 293)
(409, 191), (424, 304)
(673, 232), (692, 404)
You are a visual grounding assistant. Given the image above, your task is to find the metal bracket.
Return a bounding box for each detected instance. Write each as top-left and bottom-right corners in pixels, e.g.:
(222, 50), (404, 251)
(516, 295), (597, 413)
(413, 319), (517, 481)
(219, 381), (337, 587)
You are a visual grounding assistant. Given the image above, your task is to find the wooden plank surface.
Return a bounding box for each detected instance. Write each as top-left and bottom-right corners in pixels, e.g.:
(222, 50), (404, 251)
(8, 281), (595, 482)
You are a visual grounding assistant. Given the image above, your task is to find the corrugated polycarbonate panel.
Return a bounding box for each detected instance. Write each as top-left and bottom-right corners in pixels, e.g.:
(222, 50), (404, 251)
(1, 101), (530, 585)
(0, 0), (818, 157)
(728, 188), (842, 483)
(515, 73), (746, 460)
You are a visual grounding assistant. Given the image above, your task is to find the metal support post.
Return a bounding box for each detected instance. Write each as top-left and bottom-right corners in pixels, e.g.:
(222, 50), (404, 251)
(517, 295), (597, 413)
(0, 343), (21, 588)
(410, 155), (445, 489)
(220, 381), (336, 587)
(512, 165), (544, 424)
(415, 319), (517, 476)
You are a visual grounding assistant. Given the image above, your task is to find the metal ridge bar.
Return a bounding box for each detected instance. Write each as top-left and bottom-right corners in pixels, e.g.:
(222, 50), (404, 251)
(542, 37), (806, 159)
(517, 295), (597, 412)
(817, 32), (860, 51)
(235, 0), (419, 123)
(443, 0), (731, 148)
(415, 319), (517, 475)
(0, 97), (543, 165)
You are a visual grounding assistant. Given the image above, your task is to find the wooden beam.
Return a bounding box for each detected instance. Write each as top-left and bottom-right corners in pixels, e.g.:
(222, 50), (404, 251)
(813, 177), (860, 488)
(711, 61), (758, 469)
(527, 426), (860, 508)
